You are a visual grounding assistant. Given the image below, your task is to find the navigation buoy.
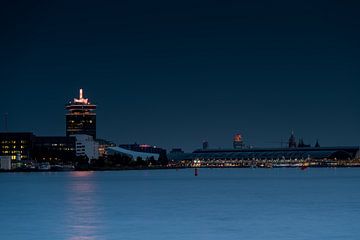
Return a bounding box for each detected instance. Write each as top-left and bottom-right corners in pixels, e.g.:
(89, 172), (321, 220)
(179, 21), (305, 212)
(195, 168), (198, 176)
(300, 165), (308, 171)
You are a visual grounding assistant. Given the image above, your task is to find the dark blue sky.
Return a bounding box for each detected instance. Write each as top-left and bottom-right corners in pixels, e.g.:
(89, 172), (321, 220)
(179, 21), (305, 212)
(1, 0), (360, 151)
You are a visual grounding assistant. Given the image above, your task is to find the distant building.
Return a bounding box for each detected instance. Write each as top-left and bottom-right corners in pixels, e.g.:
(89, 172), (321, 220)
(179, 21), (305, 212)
(233, 134), (245, 149)
(107, 146), (160, 160)
(288, 132), (297, 148)
(298, 138), (311, 148)
(202, 141), (209, 150)
(65, 89), (97, 138)
(170, 133), (359, 162)
(119, 143), (167, 160)
(168, 148), (186, 161)
(73, 134), (99, 161)
(96, 138), (116, 157)
(170, 148), (184, 154)
(32, 136), (76, 163)
(107, 143), (168, 161)
(190, 146), (359, 161)
(0, 132), (35, 160)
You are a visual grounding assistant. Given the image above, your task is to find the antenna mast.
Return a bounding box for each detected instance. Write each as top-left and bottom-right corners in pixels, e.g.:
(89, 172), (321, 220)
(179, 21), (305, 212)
(3, 113), (8, 132)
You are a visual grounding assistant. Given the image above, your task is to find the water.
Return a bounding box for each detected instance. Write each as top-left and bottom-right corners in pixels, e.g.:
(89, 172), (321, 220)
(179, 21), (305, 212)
(1, 168), (360, 240)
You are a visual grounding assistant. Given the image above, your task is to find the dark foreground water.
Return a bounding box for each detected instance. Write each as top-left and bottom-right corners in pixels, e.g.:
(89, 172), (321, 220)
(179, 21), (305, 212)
(0, 168), (360, 240)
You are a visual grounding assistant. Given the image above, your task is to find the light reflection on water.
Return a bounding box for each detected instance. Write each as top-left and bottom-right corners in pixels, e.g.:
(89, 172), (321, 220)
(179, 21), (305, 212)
(1, 169), (360, 240)
(65, 171), (103, 240)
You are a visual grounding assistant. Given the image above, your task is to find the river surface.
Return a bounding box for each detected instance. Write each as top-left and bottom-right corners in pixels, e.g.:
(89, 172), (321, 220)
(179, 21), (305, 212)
(0, 168), (359, 240)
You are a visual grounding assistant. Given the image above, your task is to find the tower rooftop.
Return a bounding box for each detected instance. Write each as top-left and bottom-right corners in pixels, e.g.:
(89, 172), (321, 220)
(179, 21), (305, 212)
(72, 89), (91, 105)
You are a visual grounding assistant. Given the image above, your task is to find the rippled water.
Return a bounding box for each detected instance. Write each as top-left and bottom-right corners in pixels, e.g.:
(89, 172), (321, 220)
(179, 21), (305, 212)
(0, 168), (360, 240)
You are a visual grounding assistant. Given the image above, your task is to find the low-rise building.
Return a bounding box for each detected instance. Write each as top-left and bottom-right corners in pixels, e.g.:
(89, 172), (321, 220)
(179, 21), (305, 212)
(73, 134), (99, 161)
(0, 132), (77, 164)
(32, 136), (76, 163)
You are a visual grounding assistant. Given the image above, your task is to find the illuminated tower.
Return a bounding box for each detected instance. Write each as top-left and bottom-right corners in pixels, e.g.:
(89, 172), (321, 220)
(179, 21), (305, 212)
(233, 134), (245, 149)
(65, 89), (97, 138)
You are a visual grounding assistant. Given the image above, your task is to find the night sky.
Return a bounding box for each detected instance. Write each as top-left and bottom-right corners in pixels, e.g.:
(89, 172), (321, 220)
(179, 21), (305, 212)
(1, 0), (360, 151)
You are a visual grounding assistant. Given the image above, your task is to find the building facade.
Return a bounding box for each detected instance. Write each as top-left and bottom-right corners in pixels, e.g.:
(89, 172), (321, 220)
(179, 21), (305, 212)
(65, 89), (97, 138)
(0, 132), (77, 163)
(73, 134), (99, 161)
(0, 132), (35, 160)
(32, 136), (76, 163)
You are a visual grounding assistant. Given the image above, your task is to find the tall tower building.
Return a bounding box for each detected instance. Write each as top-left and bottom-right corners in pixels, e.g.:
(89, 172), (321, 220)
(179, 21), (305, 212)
(65, 89), (97, 138)
(233, 133), (245, 149)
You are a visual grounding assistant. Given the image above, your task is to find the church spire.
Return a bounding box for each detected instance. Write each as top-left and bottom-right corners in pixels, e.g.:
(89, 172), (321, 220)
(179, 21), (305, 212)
(288, 131), (297, 148)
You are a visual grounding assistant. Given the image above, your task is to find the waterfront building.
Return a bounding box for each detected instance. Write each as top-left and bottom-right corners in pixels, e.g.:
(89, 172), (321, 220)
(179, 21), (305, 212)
(169, 133), (359, 162)
(168, 146), (360, 164)
(190, 147), (359, 161)
(0, 132), (35, 160)
(65, 89), (97, 138)
(73, 134), (99, 161)
(32, 136), (76, 163)
(0, 132), (78, 163)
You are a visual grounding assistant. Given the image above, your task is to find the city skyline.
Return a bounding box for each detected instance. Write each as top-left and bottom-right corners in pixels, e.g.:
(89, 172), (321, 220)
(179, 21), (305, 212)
(1, 0), (360, 151)
(0, 87), (357, 151)
(2, 2), (360, 240)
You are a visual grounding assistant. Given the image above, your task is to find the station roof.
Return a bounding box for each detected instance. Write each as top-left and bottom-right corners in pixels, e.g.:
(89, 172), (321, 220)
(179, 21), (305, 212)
(107, 146), (160, 160)
(169, 147), (360, 160)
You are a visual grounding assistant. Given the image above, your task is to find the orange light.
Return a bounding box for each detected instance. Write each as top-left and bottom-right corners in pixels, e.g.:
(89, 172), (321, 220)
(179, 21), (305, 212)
(71, 171), (94, 177)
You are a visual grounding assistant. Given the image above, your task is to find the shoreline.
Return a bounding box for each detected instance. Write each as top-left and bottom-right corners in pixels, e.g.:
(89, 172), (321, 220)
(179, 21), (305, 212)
(1, 165), (360, 173)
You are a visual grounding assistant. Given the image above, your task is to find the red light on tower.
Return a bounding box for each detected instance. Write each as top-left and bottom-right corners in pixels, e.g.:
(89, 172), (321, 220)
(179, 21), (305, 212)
(65, 89), (97, 138)
(234, 134), (242, 142)
(233, 133), (245, 149)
